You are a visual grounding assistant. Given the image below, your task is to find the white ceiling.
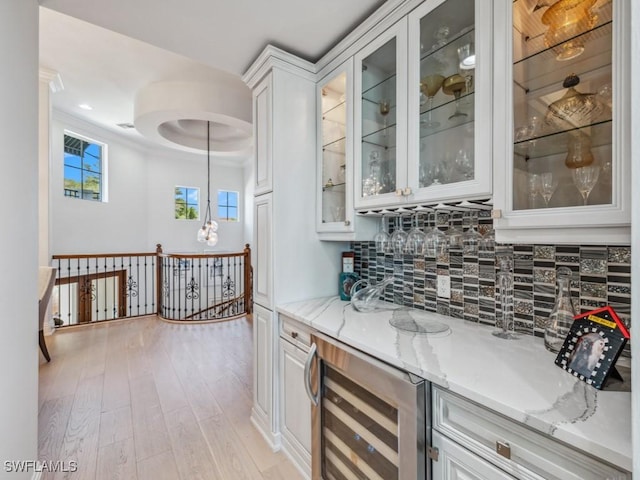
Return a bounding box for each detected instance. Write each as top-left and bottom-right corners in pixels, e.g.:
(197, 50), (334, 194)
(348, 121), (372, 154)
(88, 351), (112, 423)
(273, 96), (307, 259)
(38, 0), (387, 155)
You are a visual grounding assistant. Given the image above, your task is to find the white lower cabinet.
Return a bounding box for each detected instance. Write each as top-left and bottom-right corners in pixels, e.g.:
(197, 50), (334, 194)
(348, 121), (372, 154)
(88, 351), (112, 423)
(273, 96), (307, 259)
(278, 315), (311, 478)
(431, 386), (630, 480)
(251, 303), (279, 449)
(432, 430), (515, 480)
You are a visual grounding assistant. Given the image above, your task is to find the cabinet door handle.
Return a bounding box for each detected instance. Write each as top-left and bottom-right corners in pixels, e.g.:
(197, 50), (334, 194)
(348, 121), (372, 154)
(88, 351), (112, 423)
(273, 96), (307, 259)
(304, 342), (319, 406)
(496, 441), (511, 459)
(290, 331), (298, 339)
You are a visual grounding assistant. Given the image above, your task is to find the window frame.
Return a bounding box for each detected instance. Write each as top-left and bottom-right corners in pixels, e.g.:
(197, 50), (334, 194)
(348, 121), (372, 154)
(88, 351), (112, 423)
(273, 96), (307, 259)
(63, 130), (108, 202)
(217, 189), (240, 222)
(174, 186), (201, 220)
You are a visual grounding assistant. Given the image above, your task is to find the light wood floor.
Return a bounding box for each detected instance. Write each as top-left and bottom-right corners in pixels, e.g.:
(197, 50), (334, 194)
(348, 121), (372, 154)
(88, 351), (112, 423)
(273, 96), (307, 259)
(38, 315), (303, 480)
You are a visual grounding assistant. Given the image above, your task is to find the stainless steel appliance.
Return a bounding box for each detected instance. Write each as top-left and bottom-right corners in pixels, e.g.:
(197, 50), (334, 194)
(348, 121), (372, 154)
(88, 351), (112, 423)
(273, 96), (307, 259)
(305, 332), (428, 480)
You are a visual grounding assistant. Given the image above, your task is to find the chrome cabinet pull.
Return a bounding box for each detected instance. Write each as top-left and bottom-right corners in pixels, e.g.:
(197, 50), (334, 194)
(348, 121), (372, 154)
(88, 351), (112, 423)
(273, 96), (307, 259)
(304, 342), (319, 406)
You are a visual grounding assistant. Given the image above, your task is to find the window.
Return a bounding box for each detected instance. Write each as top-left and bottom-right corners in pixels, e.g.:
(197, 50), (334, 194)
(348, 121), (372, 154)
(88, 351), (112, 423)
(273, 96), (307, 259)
(218, 190), (239, 222)
(64, 132), (105, 201)
(175, 187), (199, 220)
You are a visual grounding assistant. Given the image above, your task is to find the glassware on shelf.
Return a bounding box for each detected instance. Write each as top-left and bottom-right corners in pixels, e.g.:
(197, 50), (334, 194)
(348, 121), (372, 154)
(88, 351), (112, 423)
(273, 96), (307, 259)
(572, 164), (600, 205)
(406, 214), (426, 257)
(457, 42), (475, 94)
(565, 132), (594, 169)
(420, 74), (445, 129)
(528, 173), (541, 208)
(544, 267), (577, 353)
(331, 206), (345, 222)
(545, 74), (604, 132)
(541, 0), (598, 61)
(538, 172), (558, 206)
(455, 147), (474, 181)
(379, 99), (391, 131)
(492, 251), (519, 340)
(362, 150), (383, 197)
(442, 74), (468, 121)
(373, 215), (391, 254)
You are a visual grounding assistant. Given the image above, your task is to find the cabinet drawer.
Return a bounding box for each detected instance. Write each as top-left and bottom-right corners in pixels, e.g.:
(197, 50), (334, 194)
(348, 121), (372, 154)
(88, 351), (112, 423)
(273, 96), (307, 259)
(432, 386), (630, 480)
(279, 314), (311, 351)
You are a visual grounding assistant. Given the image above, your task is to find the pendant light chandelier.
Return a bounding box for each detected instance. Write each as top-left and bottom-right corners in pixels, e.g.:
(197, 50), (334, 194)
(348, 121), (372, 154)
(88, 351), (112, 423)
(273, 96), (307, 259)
(197, 121), (219, 246)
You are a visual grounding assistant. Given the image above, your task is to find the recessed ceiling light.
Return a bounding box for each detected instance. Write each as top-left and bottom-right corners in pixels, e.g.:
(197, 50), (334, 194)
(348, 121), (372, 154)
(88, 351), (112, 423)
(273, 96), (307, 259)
(78, 103), (93, 110)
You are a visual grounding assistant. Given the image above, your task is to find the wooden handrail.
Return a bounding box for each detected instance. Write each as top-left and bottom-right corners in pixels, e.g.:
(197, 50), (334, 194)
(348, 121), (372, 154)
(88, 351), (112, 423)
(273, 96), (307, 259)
(52, 252), (157, 259)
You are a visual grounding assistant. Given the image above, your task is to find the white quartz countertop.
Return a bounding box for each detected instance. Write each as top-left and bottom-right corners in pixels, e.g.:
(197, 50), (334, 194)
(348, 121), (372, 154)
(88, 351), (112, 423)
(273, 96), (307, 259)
(276, 296), (632, 472)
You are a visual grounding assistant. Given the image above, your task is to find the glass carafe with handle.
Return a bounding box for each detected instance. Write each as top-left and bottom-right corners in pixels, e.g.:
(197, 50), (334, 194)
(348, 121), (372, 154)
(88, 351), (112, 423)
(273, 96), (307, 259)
(350, 276), (394, 313)
(544, 267), (577, 353)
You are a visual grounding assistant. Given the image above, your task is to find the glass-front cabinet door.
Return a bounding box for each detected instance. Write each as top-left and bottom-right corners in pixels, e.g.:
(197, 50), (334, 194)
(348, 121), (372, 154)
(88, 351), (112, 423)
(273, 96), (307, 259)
(493, 0), (630, 244)
(317, 63), (351, 233)
(407, 0), (493, 204)
(354, 18), (408, 209)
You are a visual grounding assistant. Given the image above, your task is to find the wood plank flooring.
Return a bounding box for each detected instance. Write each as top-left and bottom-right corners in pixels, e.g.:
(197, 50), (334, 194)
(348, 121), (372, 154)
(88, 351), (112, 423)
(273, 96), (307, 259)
(38, 316), (303, 480)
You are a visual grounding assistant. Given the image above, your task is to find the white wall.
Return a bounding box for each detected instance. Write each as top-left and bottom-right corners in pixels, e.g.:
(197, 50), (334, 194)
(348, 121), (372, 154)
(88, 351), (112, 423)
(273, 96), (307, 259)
(0, 1), (39, 478)
(146, 150), (246, 253)
(50, 113), (247, 256)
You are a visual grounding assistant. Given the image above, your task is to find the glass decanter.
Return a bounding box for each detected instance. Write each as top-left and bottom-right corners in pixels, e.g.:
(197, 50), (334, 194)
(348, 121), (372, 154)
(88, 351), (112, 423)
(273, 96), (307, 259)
(492, 251), (519, 340)
(544, 267), (577, 353)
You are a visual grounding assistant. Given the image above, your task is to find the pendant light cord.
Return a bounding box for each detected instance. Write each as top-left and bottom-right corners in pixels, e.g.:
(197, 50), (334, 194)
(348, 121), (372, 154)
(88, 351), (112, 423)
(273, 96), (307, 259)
(205, 121), (212, 222)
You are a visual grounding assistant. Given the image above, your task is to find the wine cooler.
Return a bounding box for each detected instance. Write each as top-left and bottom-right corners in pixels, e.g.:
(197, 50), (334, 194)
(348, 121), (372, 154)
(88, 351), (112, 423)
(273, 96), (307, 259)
(305, 333), (428, 480)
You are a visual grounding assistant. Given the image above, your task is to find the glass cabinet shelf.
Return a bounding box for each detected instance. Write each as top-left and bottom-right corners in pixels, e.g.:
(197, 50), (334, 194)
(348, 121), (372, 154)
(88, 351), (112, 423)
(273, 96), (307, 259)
(323, 137), (346, 154)
(322, 182), (346, 192)
(419, 91), (475, 138)
(514, 119), (611, 160)
(362, 124), (397, 149)
(323, 101), (347, 125)
(362, 73), (396, 103)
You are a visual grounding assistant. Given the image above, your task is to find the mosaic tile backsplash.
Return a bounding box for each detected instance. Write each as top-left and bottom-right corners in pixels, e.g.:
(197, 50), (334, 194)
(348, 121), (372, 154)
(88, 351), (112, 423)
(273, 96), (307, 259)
(351, 212), (632, 350)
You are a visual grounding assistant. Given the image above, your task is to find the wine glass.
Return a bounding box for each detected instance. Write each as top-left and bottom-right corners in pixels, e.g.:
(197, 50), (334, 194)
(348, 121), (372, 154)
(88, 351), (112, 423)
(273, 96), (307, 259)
(373, 215), (391, 254)
(379, 99), (390, 132)
(447, 212), (464, 250)
(425, 212), (446, 258)
(572, 165), (601, 206)
(442, 74), (468, 121)
(462, 211), (481, 255)
(420, 74), (445, 129)
(390, 216), (408, 257)
(406, 214), (426, 256)
(455, 148), (473, 181)
(457, 42), (475, 95)
(539, 172), (558, 207)
(528, 173), (540, 209)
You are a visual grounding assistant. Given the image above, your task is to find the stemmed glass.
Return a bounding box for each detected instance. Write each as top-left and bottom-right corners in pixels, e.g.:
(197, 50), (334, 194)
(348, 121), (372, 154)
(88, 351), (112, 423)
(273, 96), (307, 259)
(379, 99), (391, 132)
(492, 250), (519, 340)
(373, 215), (390, 254)
(390, 215), (408, 257)
(420, 75), (444, 129)
(406, 214), (426, 256)
(528, 173), (540, 209)
(462, 211), (481, 255)
(447, 212), (464, 250)
(425, 212), (446, 258)
(572, 165), (600, 206)
(442, 74), (468, 121)
(457, 42), (475, 95)
(539, 172), (558, 207)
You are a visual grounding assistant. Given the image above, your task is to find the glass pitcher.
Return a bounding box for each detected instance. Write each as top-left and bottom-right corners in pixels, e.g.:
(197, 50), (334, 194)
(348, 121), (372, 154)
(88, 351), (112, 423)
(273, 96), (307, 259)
(350, 276), (394, 313)
(544, 267), (577, 353)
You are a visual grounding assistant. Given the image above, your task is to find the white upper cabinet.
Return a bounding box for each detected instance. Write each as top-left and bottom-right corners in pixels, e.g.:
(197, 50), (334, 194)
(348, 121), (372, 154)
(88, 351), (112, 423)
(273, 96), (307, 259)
(353, 0), (493, 210)
(316, 59), (377, 240)
(253, 74), (273, 196)
(355, 17), (409, 209)
(407, 0), (493, 204)
(492, 0), (630, 244)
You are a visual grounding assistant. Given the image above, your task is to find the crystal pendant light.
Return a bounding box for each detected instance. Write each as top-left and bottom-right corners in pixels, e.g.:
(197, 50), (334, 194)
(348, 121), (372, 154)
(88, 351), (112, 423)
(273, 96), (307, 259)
(197, 121), (219, 247)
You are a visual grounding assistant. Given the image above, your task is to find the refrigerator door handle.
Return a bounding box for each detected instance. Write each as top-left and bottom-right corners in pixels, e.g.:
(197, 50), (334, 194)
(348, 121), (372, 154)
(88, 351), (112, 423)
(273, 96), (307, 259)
(304, 342), (319, 406)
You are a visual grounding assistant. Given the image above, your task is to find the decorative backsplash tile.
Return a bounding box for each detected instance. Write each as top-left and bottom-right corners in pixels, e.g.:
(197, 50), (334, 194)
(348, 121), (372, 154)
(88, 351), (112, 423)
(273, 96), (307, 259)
(351, 214), (632, 349)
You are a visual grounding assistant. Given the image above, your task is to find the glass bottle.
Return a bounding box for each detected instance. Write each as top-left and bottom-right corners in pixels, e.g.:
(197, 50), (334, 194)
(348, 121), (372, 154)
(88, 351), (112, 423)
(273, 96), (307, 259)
(544, 267), (577, 353)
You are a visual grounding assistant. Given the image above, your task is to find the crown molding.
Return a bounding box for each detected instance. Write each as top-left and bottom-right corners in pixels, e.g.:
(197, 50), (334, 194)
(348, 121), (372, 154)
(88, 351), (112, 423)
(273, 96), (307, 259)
(39, 67), (64, 93)
(242, 44), (316, 89)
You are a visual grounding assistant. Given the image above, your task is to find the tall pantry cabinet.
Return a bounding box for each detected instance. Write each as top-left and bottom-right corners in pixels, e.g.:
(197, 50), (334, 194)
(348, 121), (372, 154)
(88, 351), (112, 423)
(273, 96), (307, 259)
(242, 46), (345, 449)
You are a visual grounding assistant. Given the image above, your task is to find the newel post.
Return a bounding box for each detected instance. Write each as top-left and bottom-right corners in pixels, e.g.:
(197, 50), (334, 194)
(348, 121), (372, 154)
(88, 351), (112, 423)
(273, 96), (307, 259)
(244, 244), (252, 315)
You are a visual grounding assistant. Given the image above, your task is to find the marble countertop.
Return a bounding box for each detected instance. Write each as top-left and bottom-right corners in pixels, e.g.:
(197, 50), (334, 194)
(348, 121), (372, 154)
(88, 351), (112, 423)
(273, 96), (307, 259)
(276, 296), (632, 472)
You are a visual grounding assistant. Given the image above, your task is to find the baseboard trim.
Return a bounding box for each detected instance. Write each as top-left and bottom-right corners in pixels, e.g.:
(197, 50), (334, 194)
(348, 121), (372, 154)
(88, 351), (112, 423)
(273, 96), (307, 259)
(250, 409), (281, 452)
